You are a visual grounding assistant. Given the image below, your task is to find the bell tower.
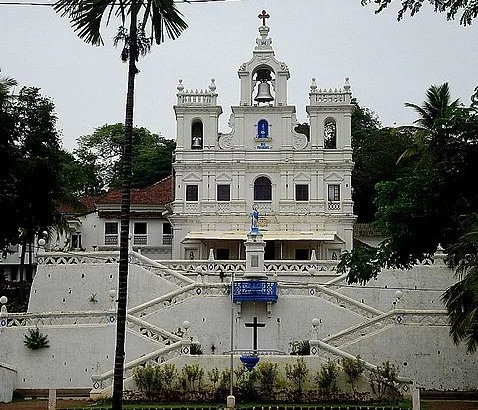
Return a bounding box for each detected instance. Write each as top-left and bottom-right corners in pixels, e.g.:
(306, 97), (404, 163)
(238, 11), (290, 107)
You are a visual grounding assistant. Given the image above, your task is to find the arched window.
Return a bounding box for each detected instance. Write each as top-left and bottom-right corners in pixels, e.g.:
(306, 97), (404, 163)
(254, 176), (272, 201)
(191, 120), (203, 149)
(257, 119), (269, 138)
(324, 118), (337, 149)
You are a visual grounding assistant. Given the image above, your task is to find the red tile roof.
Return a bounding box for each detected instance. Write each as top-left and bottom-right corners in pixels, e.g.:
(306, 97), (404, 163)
(57, 195), (98, 215)
(96, 175), (174, 206)
(58, 176), (174, 216)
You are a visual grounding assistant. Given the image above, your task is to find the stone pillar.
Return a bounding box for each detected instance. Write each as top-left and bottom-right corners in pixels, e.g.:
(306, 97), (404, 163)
(412, 386), (420, 410)
(48, 389), (56, 410)
(244, 232), (267, 279)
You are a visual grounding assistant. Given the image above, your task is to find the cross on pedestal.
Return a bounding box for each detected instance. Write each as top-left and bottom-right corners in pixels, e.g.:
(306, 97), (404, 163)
(258, 10), (270, 26)
(245, 316), (266, 353)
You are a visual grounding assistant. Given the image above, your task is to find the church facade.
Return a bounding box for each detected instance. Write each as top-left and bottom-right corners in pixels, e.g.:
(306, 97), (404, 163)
(170, 19), (355, 261)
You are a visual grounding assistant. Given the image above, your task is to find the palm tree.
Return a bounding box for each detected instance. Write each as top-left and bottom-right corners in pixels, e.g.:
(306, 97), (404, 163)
(442, 217), (478, 353)
(397, 82), (460, 166)
(52, 2), (187, 408)
(0, 68), (17, 103)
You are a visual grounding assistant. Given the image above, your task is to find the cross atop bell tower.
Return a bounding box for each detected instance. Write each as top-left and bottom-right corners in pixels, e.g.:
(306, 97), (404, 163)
(238, 12), (290, 106)
(258, 10), (270, 26)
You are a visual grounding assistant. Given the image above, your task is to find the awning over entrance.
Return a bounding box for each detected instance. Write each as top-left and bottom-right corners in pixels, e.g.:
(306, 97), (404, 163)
(182, 230), (338, 242)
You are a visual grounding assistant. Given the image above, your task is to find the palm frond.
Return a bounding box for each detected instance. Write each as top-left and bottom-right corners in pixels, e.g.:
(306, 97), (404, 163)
(53, 0), (130, 46)
(151, 0), (188, 44)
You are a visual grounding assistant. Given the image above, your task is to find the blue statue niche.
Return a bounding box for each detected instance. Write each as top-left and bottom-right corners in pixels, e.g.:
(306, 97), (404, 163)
(257, 119), (269, 139)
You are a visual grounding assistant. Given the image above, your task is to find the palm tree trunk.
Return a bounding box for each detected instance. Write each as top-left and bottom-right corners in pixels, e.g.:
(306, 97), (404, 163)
(112, 2), (138, 408)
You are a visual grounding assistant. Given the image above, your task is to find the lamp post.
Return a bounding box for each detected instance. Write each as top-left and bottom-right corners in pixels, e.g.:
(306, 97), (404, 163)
(227, 271), (235, 409)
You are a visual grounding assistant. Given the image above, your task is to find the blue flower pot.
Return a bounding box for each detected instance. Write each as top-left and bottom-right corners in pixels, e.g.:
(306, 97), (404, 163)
(240, 354), (260, 371)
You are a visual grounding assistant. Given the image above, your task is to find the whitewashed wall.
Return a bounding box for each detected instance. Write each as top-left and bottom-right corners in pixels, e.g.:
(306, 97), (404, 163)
(0, 254), (476, 394)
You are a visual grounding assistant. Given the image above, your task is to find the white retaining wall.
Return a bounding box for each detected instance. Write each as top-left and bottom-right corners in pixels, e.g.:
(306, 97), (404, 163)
(0, 254), (476, 395)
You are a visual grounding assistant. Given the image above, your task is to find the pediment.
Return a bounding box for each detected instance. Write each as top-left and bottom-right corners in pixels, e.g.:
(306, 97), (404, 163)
(216, 173), (233, 183)
(293, 172), (311, 182)
(324, 172), (344, 182)
(183, 172), (201, 182)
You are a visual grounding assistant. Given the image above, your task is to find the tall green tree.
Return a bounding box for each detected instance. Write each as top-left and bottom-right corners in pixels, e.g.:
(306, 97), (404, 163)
(1, 79), (77, 309)
(75, 123), (175, 189)
(0, 70), (20, 253)
(339, 84), (478, 352)
(360, 0), (478, 26)
(58, 150), (104, 197)
(397, 83), (460, 166)
(351, 101), (412, 222)
(53, 1), (187, 407)
(8, 87), (64, 281)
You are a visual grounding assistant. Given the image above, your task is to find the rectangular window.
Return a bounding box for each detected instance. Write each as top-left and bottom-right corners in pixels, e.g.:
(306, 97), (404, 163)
(328, 184), (340, 202)
(186, 185), (198, 201)
(104, 222), (118, 245)
(134, 222), (147, 235)
(163, 222), (173, 245)
(295, 184), (309, 201)
(133, 222), (147, 245)
(217, 184), (231, 201)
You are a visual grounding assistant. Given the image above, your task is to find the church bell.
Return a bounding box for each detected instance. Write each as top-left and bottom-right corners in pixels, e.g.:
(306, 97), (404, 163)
(191, 136), (202, 149)
(254, 69), (274, 103)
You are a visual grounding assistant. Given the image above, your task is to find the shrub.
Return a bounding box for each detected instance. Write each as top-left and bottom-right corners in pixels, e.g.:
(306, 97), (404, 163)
(370, 361), (402, 402)
(179, 363), (205, 398)
(23, 328), (49, 350)
(234, 365), (259, 401)
(162, 363), (179, 399)
(190, 342), (203, 355)
(341, 356), (365, 399)
(285, 357), (309, 402)
(315, 359), (338, 400)
(256, 361), (280, 401)
(133, 364), (162, 400)
(289, 340), (310, 355)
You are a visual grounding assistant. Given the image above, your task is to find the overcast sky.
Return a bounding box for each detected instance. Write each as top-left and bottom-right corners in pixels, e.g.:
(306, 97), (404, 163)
(1, 0), (477, 151)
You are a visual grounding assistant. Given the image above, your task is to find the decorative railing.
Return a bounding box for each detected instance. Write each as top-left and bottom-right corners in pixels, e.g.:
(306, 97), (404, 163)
(37, 251), (120, 265)
(161, 260), (339, 276)
(254, 201), (272, 214)
(91, 339), (191, 394)
(130, 252), (196, 287)
(177, 91), (217, 106)
(0, 311), (116, 328)
(128, 283), (229, 319)
(185, 203), (199, 213)
(162, 234), (173, 246)
(126, 314), (182, 346)
(323, 309), (448, 348)
(133, 235), (147, 245)
(277, 284), (382, 320)
(313, 285), (384, 318)
(128, 284), (198, 318)
(327, 201), (341, 211)
(233, 281), (278, 303)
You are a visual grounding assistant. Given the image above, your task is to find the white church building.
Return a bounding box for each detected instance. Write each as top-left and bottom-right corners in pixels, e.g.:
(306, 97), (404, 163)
(170, 18), (354, 261)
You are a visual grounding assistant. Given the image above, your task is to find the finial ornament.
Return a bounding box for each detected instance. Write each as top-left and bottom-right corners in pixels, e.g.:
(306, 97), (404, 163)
(258, 10), (270, 26)
(177, 79), (184, 92)
(208, 78), (216, 92)
(310, 78), (318, 92)
(344, 77), (351, 92)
